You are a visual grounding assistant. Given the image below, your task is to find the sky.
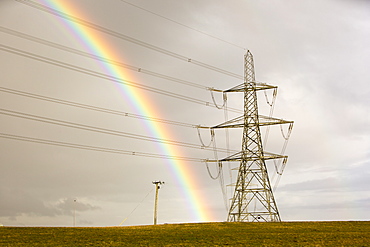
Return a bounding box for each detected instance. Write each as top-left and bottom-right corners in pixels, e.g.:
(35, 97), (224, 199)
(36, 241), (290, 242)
(0, 0), (369, 226)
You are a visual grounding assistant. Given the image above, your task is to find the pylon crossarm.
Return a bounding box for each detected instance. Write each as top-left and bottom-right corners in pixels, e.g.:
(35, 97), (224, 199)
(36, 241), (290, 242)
(224, 82), (277, 93)
(258, 116), (294, 127)
(262, 151), (288, 160)
(198, 115), (293, 129)
(206, 87), (223, 92)
(205, 151), (287, 163)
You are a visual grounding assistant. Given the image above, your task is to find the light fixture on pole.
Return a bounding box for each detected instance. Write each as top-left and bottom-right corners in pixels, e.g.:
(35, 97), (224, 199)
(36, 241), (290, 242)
(73, 199), (76, 227)
(152, 181), (165, 225)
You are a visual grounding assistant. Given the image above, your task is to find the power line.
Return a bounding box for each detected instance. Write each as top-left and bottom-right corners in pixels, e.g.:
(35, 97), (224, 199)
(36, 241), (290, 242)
(0, 132), (205, 162)
(119, 187), (154, 226)
(0, 44), (201, 104)
(15, 0), (243, 80)
(0, 86), (196, 128)
(0, 108), (237, 154)
(0, 44), (242, 114)
(0, 26), (209, 90)
(119, 0), (245, 50)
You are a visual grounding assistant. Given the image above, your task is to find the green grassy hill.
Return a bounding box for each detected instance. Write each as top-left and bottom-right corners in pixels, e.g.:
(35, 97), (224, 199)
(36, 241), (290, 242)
(1, 221), (369, 246)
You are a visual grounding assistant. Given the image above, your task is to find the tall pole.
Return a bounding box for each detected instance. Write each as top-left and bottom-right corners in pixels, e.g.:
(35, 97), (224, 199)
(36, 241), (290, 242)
(152, 181), (164, 225)
(73, 199), (76, 227)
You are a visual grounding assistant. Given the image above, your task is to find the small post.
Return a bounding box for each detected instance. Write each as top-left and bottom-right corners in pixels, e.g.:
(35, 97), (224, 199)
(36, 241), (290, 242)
(73, 199), (76, 227)
(152, 181), (165, 225)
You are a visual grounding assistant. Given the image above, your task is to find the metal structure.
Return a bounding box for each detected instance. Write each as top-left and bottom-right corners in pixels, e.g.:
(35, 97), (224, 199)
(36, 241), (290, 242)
(152, 181), (165, 225)
(205, 50), (293, 222)
(73, 199), (77, 227)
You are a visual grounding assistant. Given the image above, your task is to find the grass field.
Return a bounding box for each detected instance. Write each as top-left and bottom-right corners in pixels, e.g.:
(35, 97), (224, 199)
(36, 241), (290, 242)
(1, 221), (369, 246)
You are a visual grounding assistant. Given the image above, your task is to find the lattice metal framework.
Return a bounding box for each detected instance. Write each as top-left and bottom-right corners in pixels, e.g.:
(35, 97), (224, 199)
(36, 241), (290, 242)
(228, 51), (279, 222)
(205, 50), (293, 222)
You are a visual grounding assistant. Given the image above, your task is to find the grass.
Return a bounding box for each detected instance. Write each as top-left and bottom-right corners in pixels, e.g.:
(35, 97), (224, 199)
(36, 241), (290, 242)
(1, 221), (369, 246)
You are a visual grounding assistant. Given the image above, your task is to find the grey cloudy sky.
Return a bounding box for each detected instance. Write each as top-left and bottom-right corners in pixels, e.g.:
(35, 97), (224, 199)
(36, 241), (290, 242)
(0, 0), (369, 226)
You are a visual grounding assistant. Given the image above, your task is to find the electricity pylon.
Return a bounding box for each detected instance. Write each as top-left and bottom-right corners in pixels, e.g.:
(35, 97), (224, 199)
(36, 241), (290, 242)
(205, 50), (293, 222)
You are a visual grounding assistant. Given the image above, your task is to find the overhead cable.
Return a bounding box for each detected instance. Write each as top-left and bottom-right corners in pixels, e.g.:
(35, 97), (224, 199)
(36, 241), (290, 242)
(119, 187), (154, 226)
(196, 128), (215, 148)
(271, 123), (294, 191)
(15, 0), (243, 80)
(210, 90), (227, 110)
(119, 0), (245, 50)
(0, 108), (237, 154)
(0, 26), (208, 90)
(0, 44), (242, 114)
(0, 132), (205, 162)
(263, 88), (278, 147)
(0, 86), (195, 128)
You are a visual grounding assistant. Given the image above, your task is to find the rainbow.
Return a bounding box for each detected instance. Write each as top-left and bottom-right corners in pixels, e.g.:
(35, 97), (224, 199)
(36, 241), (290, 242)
(39, 0), (214, 223)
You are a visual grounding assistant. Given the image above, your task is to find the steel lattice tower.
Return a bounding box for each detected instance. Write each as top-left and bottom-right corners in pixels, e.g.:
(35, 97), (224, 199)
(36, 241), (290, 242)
(204, 50), (293, 222)
(228, 51), (279, 222)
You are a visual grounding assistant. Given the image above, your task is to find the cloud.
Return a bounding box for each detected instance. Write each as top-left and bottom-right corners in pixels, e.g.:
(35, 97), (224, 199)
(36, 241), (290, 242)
(0, 188), (58, 219)
(53, 198), (101, 215)
(279, 160), (370, 193)
(0, 188), (100, 219)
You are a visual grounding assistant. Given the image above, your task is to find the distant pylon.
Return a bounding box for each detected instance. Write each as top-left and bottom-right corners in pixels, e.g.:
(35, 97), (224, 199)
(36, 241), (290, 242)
(203, 50), (293, 222)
